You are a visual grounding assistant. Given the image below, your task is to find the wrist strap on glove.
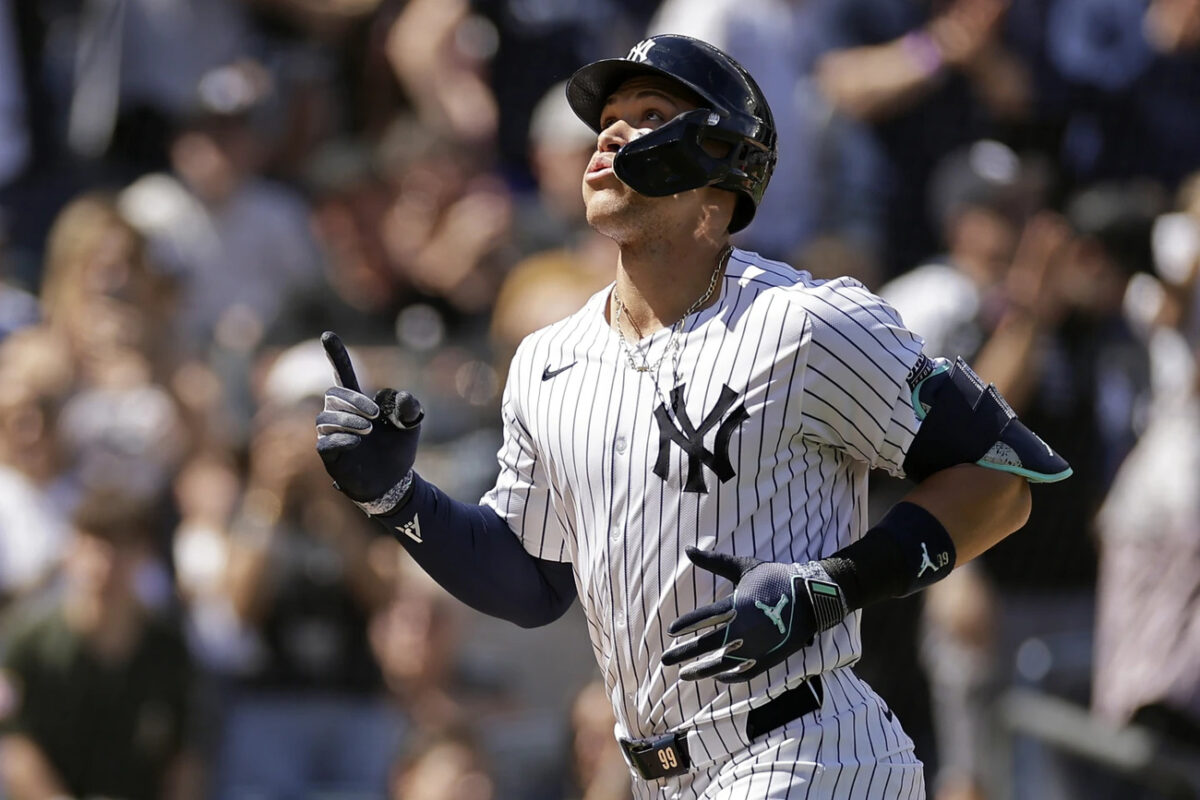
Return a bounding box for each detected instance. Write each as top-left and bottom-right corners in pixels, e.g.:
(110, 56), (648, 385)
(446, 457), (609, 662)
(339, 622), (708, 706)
(794, 562), (849, 632)
(349, 471), (415, 517)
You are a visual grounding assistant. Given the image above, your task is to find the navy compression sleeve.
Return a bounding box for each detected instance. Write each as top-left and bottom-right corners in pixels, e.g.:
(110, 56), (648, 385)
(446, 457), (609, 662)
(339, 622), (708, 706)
(370, 474), (577, 628)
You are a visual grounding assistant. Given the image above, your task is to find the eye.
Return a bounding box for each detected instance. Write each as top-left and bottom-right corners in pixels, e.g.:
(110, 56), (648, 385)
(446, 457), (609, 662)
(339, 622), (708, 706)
(644, 109), (665, 123)
(600, 116), (618, 129)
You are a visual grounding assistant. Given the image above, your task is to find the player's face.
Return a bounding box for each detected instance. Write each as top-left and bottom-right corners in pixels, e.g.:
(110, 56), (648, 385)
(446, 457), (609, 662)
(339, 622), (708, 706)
(582, 76), (707, 239)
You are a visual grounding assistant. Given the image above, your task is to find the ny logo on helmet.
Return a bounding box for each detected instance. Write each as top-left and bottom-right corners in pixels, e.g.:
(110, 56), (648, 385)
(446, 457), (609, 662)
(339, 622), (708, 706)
(627, 39), (656, 63)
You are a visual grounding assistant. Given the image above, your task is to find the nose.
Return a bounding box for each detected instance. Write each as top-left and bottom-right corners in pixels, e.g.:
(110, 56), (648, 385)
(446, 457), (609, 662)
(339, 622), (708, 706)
(597, 120), (647, 153)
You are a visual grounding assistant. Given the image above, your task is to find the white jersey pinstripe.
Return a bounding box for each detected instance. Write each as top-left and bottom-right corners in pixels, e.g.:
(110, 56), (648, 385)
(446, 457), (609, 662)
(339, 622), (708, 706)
(482, 248), (927, 797)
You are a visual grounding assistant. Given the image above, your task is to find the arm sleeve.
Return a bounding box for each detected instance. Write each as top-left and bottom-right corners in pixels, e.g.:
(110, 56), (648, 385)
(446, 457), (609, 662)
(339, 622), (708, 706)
(369, 339), (576, 629)
(795, 278), (925, 475)
(375, 476), (577, 628)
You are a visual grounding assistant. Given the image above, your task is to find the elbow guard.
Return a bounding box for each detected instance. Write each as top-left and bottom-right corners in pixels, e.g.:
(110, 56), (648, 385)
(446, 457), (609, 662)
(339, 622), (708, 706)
(902, 356), (1072, 484)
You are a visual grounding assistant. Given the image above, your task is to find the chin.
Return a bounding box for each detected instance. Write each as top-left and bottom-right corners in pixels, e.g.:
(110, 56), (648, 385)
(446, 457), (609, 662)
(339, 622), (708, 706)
(585, 189), (647, 239)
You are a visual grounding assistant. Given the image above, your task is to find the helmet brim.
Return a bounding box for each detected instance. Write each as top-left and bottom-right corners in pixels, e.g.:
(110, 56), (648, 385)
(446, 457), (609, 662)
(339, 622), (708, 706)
(565, 59), (715, 134)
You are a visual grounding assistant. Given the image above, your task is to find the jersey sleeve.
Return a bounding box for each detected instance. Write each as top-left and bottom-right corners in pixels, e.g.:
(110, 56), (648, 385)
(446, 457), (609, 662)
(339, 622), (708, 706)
(795, 278), (925, 475)
(481, 346), (571, 563)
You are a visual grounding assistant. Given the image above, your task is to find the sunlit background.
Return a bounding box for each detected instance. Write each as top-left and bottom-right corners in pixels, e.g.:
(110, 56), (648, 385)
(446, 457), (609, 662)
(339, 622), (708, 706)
(0, 1), (1197, 798)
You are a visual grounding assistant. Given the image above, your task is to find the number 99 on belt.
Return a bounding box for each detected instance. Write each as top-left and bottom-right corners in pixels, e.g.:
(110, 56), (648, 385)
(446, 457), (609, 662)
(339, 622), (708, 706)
(619, 732), (692, 780)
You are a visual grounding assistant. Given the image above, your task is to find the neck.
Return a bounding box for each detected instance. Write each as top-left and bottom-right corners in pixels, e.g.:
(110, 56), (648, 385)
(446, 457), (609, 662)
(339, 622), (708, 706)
(611, 238), (732, 335)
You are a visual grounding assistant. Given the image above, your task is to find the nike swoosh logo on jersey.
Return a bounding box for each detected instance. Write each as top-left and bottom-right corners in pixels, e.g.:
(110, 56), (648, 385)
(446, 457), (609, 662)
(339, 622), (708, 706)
(542, 362), (577, 381)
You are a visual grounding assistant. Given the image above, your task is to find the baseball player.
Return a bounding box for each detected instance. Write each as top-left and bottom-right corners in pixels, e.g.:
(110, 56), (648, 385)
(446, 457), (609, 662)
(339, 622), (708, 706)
(315, 35), (1071, 799)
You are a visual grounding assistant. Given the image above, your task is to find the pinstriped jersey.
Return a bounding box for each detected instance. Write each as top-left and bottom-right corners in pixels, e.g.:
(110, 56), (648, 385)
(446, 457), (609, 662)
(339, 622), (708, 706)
(481, 248), (925, 745)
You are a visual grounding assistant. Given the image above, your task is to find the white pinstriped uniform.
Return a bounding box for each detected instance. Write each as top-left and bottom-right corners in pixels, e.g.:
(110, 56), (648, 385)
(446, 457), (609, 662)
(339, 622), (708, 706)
(482, 248), (928, 799)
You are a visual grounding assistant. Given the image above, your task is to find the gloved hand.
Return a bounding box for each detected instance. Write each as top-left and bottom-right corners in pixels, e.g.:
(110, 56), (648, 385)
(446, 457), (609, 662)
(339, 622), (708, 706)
(315, 331), (424, 515)
(661, 546), (849, 683)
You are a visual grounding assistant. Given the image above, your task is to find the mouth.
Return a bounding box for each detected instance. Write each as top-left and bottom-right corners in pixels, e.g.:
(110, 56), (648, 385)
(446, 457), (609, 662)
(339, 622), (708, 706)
(585, 155), (615, 181)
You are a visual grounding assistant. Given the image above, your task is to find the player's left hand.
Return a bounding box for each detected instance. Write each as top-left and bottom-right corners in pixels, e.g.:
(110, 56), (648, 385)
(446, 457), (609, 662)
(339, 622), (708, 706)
(661, 547), (849, 683)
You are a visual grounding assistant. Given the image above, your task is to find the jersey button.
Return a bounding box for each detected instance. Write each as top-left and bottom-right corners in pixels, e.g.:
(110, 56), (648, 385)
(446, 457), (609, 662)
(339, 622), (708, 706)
(615, 437), (627, 453)
(615, 612), (626, 628)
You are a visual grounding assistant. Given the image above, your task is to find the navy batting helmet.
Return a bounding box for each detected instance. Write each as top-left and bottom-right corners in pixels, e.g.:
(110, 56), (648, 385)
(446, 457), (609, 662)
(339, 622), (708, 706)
(565, 34), (777, 233)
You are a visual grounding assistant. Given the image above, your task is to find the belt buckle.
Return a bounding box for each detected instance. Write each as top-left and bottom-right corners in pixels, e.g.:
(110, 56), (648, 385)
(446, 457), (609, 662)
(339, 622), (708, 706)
(619, 732), (690, 780)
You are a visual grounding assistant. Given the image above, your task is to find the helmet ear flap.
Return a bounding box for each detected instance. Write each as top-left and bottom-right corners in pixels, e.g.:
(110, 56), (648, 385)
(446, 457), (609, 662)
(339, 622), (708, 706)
(613, 109), (731, 197)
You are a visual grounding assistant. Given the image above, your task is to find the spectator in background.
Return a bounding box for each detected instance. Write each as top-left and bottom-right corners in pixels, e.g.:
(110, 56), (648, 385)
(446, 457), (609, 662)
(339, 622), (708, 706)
(1009, 0), (1200, 196)
(372, 547), (580, 800)
(214, 377), (398, 798)
(493, 80), (615, 368)
(370, 552), (474, 733)
(36, 194), (190, 594)
(515, 81), (613, 258)
(0, 327), (76, 605)
(0, 0), (30, 227)
(890, 180), (1158, 800)
(1140, 173), (1200, 398)
(1090, 344), (1200, 799)
(1087, 174), (1200, 796)
(880, 139), (1042, 361)
(116, 62), (330, 449)
(565, 679), (631, 800)
(0, 255), (38, 341)
(0, 490), (201, 800)
(305, 136), (408, 342)
(0, 0), (54, 277)
(39, 193), (180, 388)
(386, 0), (657, 187)
(385, 0), (498, 150)
(871, 142), (1041, 789)
(389, 725), (495, 800)
(0, 0), (31, 267)
(342, 110), (517, 330)
(119, 61), (326, 356)
(234, 0), (406, 162)
(171, 447), (260, 682)
(305, 112), (517, 336)
(54, 0), (254, 176)
(808, 0), (1033, 277)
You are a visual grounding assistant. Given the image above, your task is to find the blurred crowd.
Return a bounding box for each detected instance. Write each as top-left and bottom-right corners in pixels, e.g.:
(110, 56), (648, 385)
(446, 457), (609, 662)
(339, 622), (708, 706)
(0, 0), (1197, 799)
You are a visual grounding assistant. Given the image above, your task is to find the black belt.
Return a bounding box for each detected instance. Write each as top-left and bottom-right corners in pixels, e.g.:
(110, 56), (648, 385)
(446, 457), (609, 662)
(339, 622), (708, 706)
(619, 675), (824, 780)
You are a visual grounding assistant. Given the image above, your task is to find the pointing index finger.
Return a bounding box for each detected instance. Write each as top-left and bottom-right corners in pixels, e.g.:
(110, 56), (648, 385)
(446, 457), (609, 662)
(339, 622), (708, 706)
(321, 331), (361, 393)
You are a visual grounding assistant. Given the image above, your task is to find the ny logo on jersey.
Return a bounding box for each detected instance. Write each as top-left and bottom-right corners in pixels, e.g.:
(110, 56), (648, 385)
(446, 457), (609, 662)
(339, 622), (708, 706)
(627, 39), (655, 63)
(653, 384), (748, 493)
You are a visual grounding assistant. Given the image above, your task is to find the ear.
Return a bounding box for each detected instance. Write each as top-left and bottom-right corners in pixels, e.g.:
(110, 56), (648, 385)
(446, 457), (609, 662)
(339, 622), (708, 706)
(700, 186), (738, 234)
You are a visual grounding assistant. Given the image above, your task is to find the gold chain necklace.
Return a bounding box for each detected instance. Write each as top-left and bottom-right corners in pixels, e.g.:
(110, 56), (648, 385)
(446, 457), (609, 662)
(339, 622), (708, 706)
(612, 245), (731, 375)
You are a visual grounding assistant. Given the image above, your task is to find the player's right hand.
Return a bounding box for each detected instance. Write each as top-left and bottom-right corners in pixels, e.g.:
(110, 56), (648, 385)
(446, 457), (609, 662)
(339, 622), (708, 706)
(315, 331), (424, 513)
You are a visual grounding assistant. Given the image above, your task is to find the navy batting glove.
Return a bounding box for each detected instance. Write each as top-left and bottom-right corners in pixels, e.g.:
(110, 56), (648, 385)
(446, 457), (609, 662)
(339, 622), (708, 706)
(315, 331), (423, 515)
(661, 547), (849, 683)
